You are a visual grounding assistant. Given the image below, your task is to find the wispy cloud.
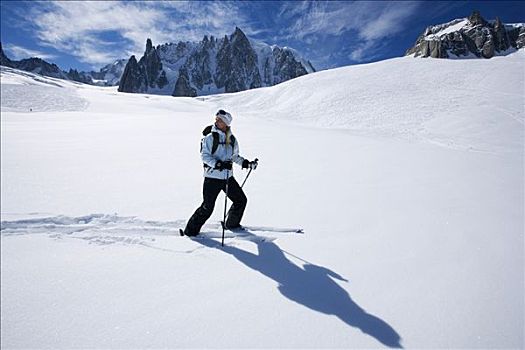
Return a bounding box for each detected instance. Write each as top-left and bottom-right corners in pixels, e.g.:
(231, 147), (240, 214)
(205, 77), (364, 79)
(279, 1), (422, 62)
(26, 1), (254, 68)
(30, 1), (169, 66)
(281, 2), (351, 38)
(4, 43), (57, 60)
(281, 1), (422, 39)
(358, 2), (422, 41)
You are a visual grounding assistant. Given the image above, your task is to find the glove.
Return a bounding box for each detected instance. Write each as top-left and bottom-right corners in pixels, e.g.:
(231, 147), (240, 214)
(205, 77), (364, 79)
(214, 160), (232, 171)
(242, 159), (258, 170)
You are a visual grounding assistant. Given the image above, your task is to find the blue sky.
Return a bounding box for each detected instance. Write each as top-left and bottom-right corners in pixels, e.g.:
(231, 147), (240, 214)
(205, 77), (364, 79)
(1, 1), (524, 72)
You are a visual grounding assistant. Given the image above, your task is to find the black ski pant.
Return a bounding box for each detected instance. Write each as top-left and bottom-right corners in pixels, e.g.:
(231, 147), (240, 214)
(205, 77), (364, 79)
(184, 176), (247, 235)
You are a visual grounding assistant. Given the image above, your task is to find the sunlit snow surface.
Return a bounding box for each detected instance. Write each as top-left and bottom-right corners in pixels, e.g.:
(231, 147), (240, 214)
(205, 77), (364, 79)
(1, 52), (523, 349)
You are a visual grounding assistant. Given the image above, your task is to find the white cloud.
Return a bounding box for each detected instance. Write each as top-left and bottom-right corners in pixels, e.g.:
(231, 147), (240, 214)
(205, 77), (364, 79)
(161, 2), (253, 40)
(4, 43), (57, 60)
(28, 1), (254, 68)
(30, 1), (168, 66)
(280, 1), (422, 62)
(358, 3), (422, 41)
(283, 1), (421, 39)
(349, 42), (373, 62)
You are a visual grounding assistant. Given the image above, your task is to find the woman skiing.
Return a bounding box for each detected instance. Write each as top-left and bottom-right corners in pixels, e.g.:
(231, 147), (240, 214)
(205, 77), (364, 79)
(182, 109), (258, 236)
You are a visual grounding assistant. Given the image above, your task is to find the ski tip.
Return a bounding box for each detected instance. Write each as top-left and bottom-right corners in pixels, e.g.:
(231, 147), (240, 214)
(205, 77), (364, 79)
(179, 229), (184, 236)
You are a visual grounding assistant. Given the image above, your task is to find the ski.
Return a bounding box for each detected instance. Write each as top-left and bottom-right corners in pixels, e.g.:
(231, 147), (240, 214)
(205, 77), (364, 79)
(220, 221), (304, 234)
(241, 225), (303, 234)
(179, 222), (303, 242)
(180, 227), (273, 242)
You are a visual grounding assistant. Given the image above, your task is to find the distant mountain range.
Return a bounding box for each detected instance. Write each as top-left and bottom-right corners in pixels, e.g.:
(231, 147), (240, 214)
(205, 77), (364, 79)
(0, 42), (126, 86)
(118, 27), (315, 97)
(66, 59), (127, 86)
(1, 12), (524, 96)
(0, 27), (315, 96)
(406, 10), (525, 58)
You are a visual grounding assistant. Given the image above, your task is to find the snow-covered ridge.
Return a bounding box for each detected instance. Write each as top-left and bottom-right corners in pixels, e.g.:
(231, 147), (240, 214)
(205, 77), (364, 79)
(406, 11), (525, 59)
(205, 51), (524, 153)
(425, 18), (469, 39)
(0, 66), (90, 112)
(2, 49), (524, 153)
(250, 38), (316, 74)
(1, 40), (127, 86)
(1, 66), (70, 87)
(505, 22), (525, 29)
(425, 18), (525, 40)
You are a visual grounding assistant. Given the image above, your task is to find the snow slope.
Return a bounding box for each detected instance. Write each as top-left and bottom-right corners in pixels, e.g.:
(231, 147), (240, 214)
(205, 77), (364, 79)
(202, 50), (524, 154)
(1, 51), (523, 349)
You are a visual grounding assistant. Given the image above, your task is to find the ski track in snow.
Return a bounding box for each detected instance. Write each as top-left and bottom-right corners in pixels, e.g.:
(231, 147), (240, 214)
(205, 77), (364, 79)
(0, 214), (285, 249)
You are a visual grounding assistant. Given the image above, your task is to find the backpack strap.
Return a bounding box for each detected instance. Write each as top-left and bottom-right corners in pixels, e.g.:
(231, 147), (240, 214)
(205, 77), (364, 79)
(201, 125), (235, 155)
(211, 132), (219, 154)
(201, 125), (219, 155)
(202, 125), (212, 135)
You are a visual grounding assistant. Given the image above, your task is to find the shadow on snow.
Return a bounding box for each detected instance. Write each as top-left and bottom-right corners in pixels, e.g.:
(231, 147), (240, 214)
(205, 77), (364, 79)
(193, 234), (403, 348)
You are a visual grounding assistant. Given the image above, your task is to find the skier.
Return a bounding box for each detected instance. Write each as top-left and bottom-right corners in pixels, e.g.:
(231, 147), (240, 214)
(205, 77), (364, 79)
(182, 109), (258, 236)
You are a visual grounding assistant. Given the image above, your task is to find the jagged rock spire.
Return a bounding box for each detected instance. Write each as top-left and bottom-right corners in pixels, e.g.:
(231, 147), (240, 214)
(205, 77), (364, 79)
(118, 55), (147, 92)
(118, 27), (314, 96)
(0, 41), (15, 67)
(145, 38), (153, 54)
(138, 38), (164, 88)
(468, 10), (487, 26)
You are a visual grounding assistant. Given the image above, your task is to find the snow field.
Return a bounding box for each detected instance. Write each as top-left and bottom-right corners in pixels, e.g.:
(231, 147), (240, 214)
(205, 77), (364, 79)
(209, 51), (524, 154)
(1, 52), (524, 348)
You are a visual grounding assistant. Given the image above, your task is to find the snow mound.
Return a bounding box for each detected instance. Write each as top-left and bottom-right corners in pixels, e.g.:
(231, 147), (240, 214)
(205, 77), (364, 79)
(0, 66), (89, 112)
(205, 51), (524, 153)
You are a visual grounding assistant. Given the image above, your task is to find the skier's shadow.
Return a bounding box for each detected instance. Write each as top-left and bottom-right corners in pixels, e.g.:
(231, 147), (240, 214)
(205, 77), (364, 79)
(194, 235), (403, 348)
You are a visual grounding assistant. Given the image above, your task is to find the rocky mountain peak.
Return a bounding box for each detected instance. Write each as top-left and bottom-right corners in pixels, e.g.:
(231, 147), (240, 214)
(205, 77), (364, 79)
(137, 38), (166, 89)
(145, 38), (153, 54)
(0, 42), (15, 68)
(405, 11), (524, 59)
(118, 55), (146, 93)
(201, 35), (216, 50)
(129, 55), (138, 66)
(494, 17), (503, 29)
(231, 27), (247, 41)
(468, 10), (487, 27)
(119, 27), (315, 97)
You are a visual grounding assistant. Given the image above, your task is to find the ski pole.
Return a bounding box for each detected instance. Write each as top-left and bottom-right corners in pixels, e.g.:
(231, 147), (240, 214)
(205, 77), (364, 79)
(224, 158), (259, 226)
(222, 167), (230, 247)
(240, 158), (258, 188)
(222, 158), (258, 246)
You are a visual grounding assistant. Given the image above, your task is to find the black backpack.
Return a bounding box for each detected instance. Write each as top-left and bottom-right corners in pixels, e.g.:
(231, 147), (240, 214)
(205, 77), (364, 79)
(201, 125), (236, 154)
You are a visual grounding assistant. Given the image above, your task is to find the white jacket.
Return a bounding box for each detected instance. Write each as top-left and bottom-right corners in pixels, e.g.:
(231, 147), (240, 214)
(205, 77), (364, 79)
(201, 125), (245, 180)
